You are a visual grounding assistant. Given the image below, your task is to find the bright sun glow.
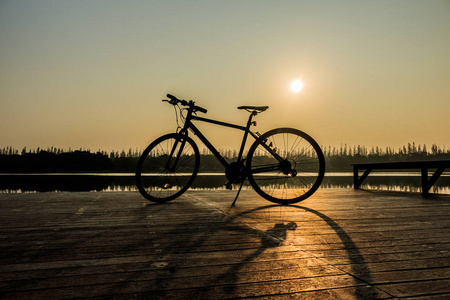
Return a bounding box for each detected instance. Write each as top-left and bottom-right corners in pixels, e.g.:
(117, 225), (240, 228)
(290, 79), (303, 93)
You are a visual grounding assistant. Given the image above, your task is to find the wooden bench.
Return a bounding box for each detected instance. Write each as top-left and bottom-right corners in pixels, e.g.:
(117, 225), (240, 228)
(353, 160), (450, 195)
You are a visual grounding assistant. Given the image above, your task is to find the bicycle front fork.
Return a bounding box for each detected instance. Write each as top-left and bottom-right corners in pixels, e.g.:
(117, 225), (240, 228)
(165, 135), (187, 172)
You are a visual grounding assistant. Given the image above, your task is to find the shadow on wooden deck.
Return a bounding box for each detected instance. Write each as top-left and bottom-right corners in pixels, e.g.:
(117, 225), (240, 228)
(0, 189), (449, 299)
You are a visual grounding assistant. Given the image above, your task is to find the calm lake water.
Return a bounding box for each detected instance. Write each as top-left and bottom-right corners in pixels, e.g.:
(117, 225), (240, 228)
(1, 172), (449, 194)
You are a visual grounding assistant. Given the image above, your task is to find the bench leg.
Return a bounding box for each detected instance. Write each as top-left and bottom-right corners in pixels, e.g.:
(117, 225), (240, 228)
(422, 167), (446, 196)
(354, 167), (372, 189)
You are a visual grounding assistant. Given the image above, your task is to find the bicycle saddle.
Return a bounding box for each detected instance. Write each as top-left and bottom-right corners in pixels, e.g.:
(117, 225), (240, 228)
(237, 106), (269, 112)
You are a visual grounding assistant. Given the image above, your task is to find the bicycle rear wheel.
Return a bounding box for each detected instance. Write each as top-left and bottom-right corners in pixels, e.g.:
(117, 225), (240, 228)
(247, 128), (325, 204)
(136, 133), (200, 202)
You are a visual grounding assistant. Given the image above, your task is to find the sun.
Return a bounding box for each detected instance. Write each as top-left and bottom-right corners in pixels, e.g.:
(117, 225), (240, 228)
(290, 79), (303, 93)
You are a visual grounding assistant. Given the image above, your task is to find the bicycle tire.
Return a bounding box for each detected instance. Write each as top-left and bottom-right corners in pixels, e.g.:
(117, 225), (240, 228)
(136, 133), (200, 202)
(247, 128), (325, 204)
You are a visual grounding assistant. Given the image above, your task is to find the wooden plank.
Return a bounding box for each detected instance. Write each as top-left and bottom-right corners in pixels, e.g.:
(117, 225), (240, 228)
(352, 160), (450, 169)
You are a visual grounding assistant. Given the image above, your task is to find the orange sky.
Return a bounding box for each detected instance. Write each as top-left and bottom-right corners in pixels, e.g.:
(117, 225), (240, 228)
(1, 1), (449, 153)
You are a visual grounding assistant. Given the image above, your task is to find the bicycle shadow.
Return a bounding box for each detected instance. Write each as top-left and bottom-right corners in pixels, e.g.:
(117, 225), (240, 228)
(205, 204), (377, 299)
(210, 219), (298, 295)
(127, 202), (379, 299)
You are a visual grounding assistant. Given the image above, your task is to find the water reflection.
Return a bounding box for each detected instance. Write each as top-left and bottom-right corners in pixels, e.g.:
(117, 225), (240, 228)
(0, 173), (449, 194)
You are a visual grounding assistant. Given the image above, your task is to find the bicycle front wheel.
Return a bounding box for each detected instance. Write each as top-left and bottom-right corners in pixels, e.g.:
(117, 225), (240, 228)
(247, 128), (325, 204)
(136, 133), (200, 202)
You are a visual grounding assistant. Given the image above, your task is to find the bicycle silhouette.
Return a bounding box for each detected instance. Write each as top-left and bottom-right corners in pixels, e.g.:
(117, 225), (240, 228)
(136, 94), (325, 205)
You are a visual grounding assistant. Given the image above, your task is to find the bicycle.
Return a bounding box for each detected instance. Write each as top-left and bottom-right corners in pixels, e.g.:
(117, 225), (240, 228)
(136, 94), (325, 205)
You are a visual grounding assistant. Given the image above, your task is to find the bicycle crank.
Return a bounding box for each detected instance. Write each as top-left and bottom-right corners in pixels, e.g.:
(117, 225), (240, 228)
(225, 162), (247, 188)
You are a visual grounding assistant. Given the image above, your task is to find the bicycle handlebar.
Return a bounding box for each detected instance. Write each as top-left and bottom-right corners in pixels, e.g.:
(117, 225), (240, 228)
(195, 106), (207, 114)
(163, 94), (207, 114)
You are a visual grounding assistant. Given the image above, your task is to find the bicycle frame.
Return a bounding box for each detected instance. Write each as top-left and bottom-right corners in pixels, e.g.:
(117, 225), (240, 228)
(183, 108), (259, 169)
(169, 104), (280, 171)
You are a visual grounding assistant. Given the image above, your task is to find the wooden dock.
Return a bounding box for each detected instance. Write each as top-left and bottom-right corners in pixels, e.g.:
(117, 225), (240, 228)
(0, 189), (449, 299)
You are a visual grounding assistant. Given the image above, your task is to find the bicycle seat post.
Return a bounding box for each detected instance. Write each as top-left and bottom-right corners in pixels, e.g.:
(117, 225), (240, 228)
(236, 111), (256, 163)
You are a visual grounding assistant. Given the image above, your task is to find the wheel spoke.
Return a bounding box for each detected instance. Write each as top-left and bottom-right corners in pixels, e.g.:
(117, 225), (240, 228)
(136, 134), (199, 202)
(248, 129), (325, 204)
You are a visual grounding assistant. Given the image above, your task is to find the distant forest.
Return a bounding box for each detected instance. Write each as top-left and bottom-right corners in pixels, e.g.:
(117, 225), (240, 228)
(0, 143), (449, 173)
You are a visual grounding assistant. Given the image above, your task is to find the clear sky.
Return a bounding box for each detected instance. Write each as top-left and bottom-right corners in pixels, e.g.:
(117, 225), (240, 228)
(1, 0), (449, 152)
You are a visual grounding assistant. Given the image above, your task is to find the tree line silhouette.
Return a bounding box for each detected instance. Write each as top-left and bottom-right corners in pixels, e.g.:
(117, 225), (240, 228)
(0, 143), (449, 173)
